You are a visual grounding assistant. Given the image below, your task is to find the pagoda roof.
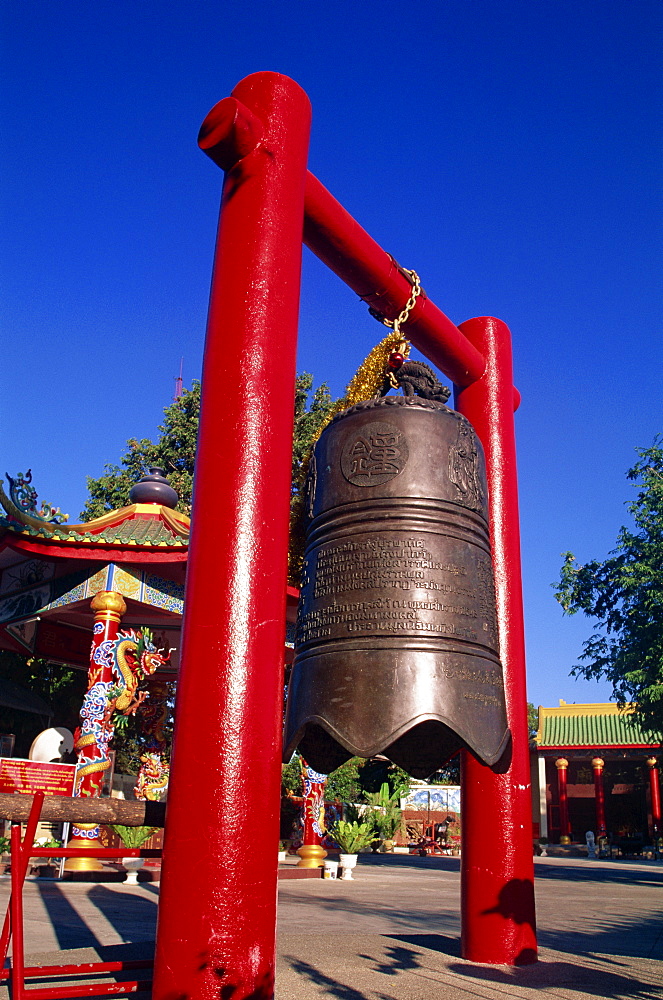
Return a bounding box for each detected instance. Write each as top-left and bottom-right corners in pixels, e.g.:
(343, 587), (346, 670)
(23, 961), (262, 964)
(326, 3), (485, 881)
(0, 480), (189, 553)
(535, 702), (662, 750)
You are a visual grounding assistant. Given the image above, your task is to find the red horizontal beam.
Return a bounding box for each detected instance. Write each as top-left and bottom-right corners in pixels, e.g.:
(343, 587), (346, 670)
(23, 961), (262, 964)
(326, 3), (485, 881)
(303, 171), (486, 387)
(0, 961), (150, 981)
(23, 848), (161, 858)
(15, 982), (151, 998)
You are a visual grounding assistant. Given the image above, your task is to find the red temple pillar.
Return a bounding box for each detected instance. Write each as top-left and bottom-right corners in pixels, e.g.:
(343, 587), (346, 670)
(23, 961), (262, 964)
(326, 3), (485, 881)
(555, 758), (571, 844)
(153, 72), (311, 1000)
(647, 757), (661, 840)
(455, 317), (537, 965)
(296, 762), (328, 868)
(592, 757), (606, 837)
(66, 590), (127, 871)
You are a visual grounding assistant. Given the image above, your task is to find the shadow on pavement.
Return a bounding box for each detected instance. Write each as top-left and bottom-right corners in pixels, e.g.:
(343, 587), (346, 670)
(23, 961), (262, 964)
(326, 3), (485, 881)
(282, 958), (397, 1000)
(534, 861), (663, 888)
(87, 885), (157, 942)
(36, 884), (100, 951)
(447, 956), (663, 999)
(361, 852), (663, 888)
(35, 883), (157, 951)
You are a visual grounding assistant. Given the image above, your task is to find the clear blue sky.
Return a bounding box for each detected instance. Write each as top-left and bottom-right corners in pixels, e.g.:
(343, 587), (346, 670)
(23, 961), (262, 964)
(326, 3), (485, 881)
(1, 1), (661, 709)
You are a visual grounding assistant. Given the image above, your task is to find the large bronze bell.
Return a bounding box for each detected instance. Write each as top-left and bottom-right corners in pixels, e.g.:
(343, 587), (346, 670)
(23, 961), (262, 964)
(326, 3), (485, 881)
(283, 394), (510, 779)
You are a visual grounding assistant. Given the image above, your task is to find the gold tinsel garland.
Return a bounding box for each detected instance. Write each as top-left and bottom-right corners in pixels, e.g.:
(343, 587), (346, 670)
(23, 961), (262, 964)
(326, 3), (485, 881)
(287, 328), (410, 585)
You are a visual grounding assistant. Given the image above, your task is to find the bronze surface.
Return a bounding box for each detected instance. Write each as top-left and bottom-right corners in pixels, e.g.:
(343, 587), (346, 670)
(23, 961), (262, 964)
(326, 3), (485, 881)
(283, 395), (510, 778)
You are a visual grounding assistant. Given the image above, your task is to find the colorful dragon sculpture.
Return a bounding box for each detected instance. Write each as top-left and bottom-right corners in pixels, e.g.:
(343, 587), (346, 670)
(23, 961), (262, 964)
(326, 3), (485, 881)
(135, 750), (170, 801)
(134, 678), (171, 801)
(74, 627), (170, 797)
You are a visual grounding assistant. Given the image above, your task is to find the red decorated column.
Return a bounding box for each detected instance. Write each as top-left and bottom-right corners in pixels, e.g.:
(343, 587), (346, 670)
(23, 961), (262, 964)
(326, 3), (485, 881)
(592, 757), (606, 837)
(454, 317), (537, 964)
(66, 590), (127, 871)
(296, 762), (328, 868)
(555, 758), (571, 844)
(153, 72), (311, 1000)
(647, 757), (661, 840)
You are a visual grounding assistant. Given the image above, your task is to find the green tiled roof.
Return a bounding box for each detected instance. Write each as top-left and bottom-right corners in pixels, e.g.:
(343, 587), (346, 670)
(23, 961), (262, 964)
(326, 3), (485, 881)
(6, 517), (186, 547)
(540, 711), (661, 748)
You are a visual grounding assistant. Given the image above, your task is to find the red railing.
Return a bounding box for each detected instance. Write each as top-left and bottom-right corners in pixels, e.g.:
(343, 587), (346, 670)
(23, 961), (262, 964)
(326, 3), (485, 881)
(0, 793), (160, 999)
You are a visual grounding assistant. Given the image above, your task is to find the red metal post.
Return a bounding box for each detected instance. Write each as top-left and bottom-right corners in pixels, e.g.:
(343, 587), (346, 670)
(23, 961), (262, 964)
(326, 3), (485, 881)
(647, 757), (661, 838)
(454, 317), (537, 965)
(10, 824), (25, 1000)
(592, 757), (607, 836)
(153, 72), (311, 1000)
(555, 758), (571, 843)
(0, 792), (44, 965)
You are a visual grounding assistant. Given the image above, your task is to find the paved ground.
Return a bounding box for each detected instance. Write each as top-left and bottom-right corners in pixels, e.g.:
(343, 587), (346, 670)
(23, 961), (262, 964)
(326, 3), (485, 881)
(1, 854), (662, 999)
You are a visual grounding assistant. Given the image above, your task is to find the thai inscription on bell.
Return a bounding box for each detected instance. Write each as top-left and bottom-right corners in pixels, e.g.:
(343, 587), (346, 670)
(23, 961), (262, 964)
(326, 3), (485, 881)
(283, 395), (510, 778)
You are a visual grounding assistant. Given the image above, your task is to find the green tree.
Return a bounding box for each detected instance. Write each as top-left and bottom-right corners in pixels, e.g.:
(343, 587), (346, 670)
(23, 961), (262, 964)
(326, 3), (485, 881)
(527, 702), (538, 737)
(82, 382), (201, 520)
(82, 376), (336, 585)
(0, 651), (86, 758)
(554, 439), (663, 732)
(324, 757), (364, 803)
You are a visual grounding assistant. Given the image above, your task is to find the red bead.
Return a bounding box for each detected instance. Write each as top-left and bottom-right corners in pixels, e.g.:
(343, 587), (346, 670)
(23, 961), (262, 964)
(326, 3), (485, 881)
(388, 352), (405, 370)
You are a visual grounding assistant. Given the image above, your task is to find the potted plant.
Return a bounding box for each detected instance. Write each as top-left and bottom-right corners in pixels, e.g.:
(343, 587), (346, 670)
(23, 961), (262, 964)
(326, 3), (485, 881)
(363, 783), (403, 852)
(328, 820), (375, 880)
(110, 825), (156, 884)
(33, 837), (62, 877)
(278, 840), (288, 863)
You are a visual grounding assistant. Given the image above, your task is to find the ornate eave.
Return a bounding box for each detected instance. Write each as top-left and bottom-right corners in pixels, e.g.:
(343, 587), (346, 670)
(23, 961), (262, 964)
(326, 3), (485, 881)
(0, 480), (190, 552)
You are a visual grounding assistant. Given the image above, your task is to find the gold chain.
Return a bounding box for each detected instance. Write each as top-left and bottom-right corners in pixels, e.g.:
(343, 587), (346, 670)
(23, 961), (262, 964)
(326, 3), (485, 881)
(373, 268), (422, 339)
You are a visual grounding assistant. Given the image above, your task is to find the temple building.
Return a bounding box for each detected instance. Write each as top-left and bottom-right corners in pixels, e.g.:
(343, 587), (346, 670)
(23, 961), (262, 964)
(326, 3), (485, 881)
(531, 700), (662, 845)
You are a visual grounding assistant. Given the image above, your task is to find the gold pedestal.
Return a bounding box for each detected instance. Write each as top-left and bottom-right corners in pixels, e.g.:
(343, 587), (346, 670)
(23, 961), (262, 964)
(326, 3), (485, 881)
(63, 823), (104, 872)
(296, 843), (327, 868)
(559, 835), (571, 845)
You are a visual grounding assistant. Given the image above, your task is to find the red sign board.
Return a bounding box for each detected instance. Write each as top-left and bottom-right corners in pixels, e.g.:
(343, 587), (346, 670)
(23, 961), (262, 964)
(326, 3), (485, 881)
(0, 759), (76, 797)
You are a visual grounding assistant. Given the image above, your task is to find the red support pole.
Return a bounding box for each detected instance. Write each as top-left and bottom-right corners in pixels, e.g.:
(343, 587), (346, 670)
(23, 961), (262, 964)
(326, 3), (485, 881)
(153, 72), (311, 1000)
(647, 757), (661, 838)
(454, 317), (537, 965)
(10, 824), (25, 1000)
(592, 757), (607, 836)
(0, 792), (44, 965)
(556, 758), (571, 843)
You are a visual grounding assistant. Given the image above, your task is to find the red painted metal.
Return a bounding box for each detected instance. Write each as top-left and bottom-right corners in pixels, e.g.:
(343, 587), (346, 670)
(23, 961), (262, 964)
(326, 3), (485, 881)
(303, 172), (485, 388)
(0, 962), (151, 980)
(152, 72), (312, 1000)
(10, 823), (26, 1000)
(0, 790), (159, 998)
(454, 317), (537, 965)
(648, 760), (661, 837)
(152, 71), (537, 988)
(0, 792), (44, 964)
(592, 758), (607, 836)
(15, 984), (150, 998)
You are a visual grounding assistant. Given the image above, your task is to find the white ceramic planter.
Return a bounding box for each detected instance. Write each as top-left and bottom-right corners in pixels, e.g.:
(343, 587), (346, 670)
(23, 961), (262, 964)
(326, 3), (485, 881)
(122, 857), (145, 885)
(339, 853), (358, 880)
